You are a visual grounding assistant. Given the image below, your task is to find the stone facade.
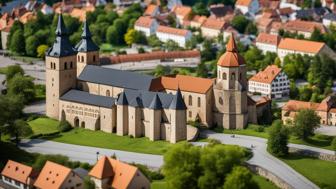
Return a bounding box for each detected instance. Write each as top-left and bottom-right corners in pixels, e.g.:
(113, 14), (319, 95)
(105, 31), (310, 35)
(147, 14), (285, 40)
(46, 15), (265, 144)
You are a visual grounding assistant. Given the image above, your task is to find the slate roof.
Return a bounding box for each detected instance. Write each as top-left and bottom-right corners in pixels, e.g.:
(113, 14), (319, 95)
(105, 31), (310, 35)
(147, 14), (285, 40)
(60, 90), (115, 108)
(324, 13), (336, 21)
(296, 8), (328, 20)
(46, 14), (76, 57)
(169, 88), (187, 110)
(78, 65), (154, 90)
(118, 89), (181, 109)
(75, 21), (99, 52)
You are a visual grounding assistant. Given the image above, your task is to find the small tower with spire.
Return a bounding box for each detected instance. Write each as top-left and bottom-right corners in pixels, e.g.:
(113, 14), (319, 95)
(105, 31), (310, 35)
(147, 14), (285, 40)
(169, 87), (187, 143)
(116, 92), (129, 136)
(213, 35), (248, 129)
(75, 20), (100, 76)
(148, 93), (162, 141)
(45, 14), (77, 119)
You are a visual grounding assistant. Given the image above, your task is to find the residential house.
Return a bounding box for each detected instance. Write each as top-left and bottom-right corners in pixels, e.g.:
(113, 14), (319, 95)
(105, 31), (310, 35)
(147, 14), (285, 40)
(134, 16), (158, 37)
(248, 65), (290, 99)
(235, 0), (259, 15)
(256, 33), (281, 54)
(70, 5), (95, 21)
(34, 161), (84, 189)
(89, 156), (150, 189)
(201, 18), (228, 38)
(282, 95), (336, 125)
(269, 21), (283, 35)
(322, 0), (336, 11)
(209, 4), (233, 20)
(1, 160), (39, 189)
(278, 7), (295, 21)
(259, 0), (280, 10)
(323, 13), (336, 27)
(40, 3), (54, 15)
(256, 17), (274, 33)
(172, 5), (192, 25)
(144, 4), (159, 17)
(189, 15), (207, 28)
(167, 0), (182, 10)
(277, 38), (336, 60)
(295, 7), (329, 21)
(282, 20), (326, 38)
(156, 25), (192, 47)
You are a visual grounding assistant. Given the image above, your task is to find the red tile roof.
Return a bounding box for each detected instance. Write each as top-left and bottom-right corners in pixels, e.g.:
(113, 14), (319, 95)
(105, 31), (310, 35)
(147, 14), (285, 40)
(236, 0), (253, 6)
(218, 35), (245, 67)
(284, 20), (326, 34)
(135, 16), (156, 28)
(156, 25), (190, 36)
(201, 18), (228, 30)
(34, 161), (71, 189)
(249, 65), (282, 84)
(1, 160), (36, 184)
(256, 33), (281, 46)
(278, 38), (325, 54)
(282, 100), (320, 111)
(144, 4), (158, 16)
(150, 74), (214, 94)
(172, 5), (192, 19)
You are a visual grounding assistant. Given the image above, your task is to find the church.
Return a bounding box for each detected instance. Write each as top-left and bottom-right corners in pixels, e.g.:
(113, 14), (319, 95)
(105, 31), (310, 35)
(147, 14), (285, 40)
(45, 14), (267, 143)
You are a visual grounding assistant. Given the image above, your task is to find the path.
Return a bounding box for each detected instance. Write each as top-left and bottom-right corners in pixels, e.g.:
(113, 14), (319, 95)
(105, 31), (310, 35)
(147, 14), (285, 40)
(315, 126), (336, 136)
(18, 131), (331, 189)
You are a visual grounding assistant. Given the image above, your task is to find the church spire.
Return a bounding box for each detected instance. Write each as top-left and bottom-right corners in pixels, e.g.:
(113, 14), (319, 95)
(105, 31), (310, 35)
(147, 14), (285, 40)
(76, 20), (99, 52)
(217, 34), (245, 67)
(226, 34), (237, 52)
(169, 87), (187, 110)
(55, 14), (68, 36)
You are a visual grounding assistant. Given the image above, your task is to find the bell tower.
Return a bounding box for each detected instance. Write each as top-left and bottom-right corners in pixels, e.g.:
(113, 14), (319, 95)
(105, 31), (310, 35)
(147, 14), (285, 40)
(75, 20), (100, 76)
(213, 35), (248, 129)
(45, 14), (77, 119)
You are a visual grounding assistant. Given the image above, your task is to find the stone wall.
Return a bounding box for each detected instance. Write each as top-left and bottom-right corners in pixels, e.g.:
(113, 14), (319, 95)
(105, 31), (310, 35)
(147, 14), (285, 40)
(289, 147), (336, 161)
(246, 163), (294, 189)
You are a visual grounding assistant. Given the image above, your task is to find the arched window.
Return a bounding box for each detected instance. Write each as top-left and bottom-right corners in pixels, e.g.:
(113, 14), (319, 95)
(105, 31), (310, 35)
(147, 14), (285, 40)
(222, 72), (227, 80)
(106, 90), (110, 97)
(77, 55), (80, 62)
(93, 55), (96, 62)
(197, 97), (201, 107)
(231, 73), (235, 80)
(50, 62), (53, 69)
(219, 97), (223, 105)
(81, 56), (84, 62)
(188, 95), (192, 106)
(53, 63), (56, 69)
(70, 62), (73, 68)
(64, 62), (67, 70)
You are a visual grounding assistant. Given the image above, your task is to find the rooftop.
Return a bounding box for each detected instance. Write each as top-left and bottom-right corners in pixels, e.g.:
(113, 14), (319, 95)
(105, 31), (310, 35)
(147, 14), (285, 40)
(156, 25), (190, 36)
(284, 20), (326, 33)
(134, 16), (156, 28)
(60, 90), (115, 108)
(256, 33), (281, 46)
(1, 160), (36, 184)
(282, 100), (320, 111)
(278, 38), (325, 54)
(172, 5), (192, 18)
(201, 18), (228, 30)
(249, 65), (282, 84)
(217, 35), (245, 67)
(144, 4), (158, 16)
(236, 0), (253, 6)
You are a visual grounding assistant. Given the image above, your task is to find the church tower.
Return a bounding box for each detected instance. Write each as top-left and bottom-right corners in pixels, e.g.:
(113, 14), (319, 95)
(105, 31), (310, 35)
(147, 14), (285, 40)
(213, 35), (248, 129)
(45, 14), (77, 119)
(75, 20), (99, 76)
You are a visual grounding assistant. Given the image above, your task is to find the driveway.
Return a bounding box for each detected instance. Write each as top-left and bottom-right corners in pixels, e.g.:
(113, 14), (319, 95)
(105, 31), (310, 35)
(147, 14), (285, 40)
(200, 131), (320, 189)
(23, 100), (46, 115)
(315, 126), (336, 136)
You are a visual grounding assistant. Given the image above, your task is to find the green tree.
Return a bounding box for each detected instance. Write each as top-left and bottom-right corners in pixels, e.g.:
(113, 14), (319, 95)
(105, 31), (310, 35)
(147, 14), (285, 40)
(223, 166), (259, 189)
(147, 35), (162, 48)
(37, 44), (49, 58)
(198, 145), (246, 189)
(25, 35), (39, 57)
(106, 26), (119, 44)
(7, 119), (32, 145)
(268, 120), (289, 157)
(289, 81), (299, 99)
(83, 176), (95, 189)
(124, 29), (136, 46)
(192, 2), (209, 16)
(331, 137), (336, 154)
(231, 15), (249, 33)
(5, 65), (24, 81)
(10, 29), (25, 54)
(164, 40), (181, 51)
(245, 22), (258, 35)
(153, 65), (171, 77)
(7, 74), (35, 104)
(163, 143), (201, 189)
(293, 109), (321, 140)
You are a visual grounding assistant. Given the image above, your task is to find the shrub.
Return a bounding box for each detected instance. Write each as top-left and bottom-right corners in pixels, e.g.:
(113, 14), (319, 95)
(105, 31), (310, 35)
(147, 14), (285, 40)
(58, 120), (72, 132)
(331, 137), (336, 152)
(132, 163), (164, 181)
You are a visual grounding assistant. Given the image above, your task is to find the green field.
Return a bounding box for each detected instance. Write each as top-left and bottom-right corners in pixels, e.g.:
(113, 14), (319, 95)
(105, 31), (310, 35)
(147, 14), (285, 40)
(28, 118), (59, 135)
(151, 174), (279, 189)
(280, 154), (336, 188)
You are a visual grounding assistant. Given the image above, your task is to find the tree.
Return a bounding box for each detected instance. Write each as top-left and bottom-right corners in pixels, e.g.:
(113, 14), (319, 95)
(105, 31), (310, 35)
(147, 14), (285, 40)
(124, 29), (136, 46)
(245, 22), (258, 35)
(223, 166), (259, 189)
(147, 35), (162, 48)
(0, 95), (24, 141)
(268, 120), (289, 157)
(83, 176), (95, 189)
(164, 40), (181, 51)
(25, 35), (39, 57)
(58, 120), (72, 132)
(331, 137), (336, 155)
(106, 26), (119, 44)
(192, 2), (209, 16)
(37, 44), (49, 58)
(7, 119), (32, 145)
(198, 145), (246, 189)
(293, 109), (321, 140)
(7, 74), (35, 104)
(10, 29), (25, 54)
(163, 143), (201, 189)
(153, 65), (171, 77)
(231, 15), (249, 33)
(5, 65), (24, 81)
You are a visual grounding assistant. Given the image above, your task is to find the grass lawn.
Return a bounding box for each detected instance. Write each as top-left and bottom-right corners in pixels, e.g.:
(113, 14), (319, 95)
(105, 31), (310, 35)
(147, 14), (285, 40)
(0, 67), (8, 74)
(150, 174), (279, 189)
(28, 118), (59, 135)
(100, 43), (127, 53)
(215, 124), (335, 150)
(280, 154), (336, 188)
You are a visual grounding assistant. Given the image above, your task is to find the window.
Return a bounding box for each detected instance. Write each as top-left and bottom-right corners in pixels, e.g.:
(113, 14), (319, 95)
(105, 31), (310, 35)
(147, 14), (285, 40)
(188, 95), (192, 106)
(197, 97), (201, 107)
(219, 97), (223, 105)
(77, 55), (80, 62)
(81, 56), (84, 62)
(93, 55), (96, 62)
(50, 62), (53, 69)
(106, 90), (110, 97)
(231, 73), (235, 80)
(222, 72), (227, 80)
(64, 62), (67, 70)
(70, 62), (73, 68)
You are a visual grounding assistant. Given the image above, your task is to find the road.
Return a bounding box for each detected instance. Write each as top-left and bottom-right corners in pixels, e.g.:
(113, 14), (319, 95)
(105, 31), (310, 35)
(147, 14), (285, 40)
(23, 100), (46, 114)
(0, 56), (45, 84)
(315, 126), (336, 136)
(19, 131), (330, 189)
